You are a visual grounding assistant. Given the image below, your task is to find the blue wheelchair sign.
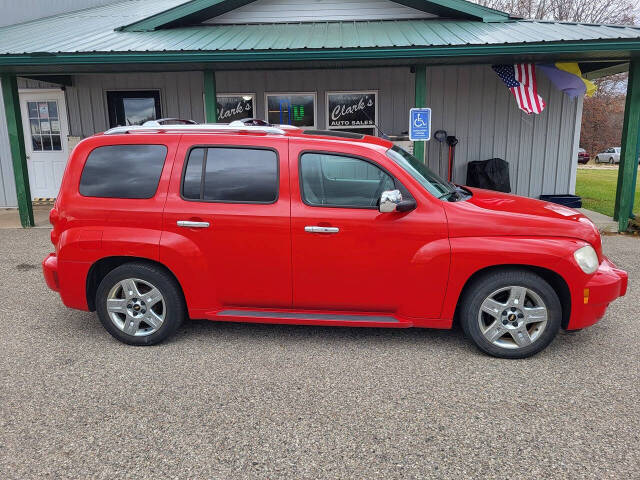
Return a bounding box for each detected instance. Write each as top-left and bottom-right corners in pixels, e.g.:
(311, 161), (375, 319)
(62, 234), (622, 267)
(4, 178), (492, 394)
(409, 108), (431, 141)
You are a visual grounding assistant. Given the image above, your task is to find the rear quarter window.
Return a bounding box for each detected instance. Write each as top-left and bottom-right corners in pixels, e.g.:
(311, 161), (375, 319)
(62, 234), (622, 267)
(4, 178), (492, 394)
(79, 144), (167, 199)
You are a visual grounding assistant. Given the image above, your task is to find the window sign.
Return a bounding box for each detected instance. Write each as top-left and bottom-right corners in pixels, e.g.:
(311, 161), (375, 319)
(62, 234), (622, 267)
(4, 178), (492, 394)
(266, 93), (316, 128)
(326, 91), (377, 135)
(217, 94), (255, 123)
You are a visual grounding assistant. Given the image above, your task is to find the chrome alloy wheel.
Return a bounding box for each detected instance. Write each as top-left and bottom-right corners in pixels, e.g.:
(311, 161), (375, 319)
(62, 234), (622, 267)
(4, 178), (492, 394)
(477, 286), (548, 349)
(106, 278), (165, 336)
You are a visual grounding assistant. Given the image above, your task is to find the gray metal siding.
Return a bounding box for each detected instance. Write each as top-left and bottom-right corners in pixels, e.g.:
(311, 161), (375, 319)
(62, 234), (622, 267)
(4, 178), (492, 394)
(63, 72), (205, 137)
(216, 67), (414, 138)
(0, 0), (118, 27)
(424, 65), (582, 197)
(0, 66), (582, 206)
(205, 0), (435, 24)
(0, 78), (17, 207)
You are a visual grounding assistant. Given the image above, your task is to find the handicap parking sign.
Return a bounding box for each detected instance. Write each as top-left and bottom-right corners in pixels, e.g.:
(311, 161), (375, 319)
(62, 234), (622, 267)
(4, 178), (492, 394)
(409, 108), (431, 141)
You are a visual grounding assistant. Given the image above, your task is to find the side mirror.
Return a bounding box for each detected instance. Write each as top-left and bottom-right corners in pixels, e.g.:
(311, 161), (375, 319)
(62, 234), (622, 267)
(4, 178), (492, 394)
(379, 189), (416, 213)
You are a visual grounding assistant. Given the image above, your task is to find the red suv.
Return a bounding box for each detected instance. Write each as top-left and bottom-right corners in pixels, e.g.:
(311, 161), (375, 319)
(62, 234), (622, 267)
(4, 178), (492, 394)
(42, 122), (627, 358)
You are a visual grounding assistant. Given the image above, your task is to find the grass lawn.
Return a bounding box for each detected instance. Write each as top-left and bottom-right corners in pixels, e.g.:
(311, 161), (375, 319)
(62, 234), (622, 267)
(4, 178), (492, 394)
(575, 168), (640, 217)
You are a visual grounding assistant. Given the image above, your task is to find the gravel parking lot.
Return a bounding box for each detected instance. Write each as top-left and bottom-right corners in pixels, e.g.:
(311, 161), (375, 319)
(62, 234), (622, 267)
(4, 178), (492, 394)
(0, 229), (638, 479)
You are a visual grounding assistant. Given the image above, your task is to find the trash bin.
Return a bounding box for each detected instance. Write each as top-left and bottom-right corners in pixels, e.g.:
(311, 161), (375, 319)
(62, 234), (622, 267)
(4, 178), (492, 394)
(466, 158), (511, 193)
(539, 194), (582, 208)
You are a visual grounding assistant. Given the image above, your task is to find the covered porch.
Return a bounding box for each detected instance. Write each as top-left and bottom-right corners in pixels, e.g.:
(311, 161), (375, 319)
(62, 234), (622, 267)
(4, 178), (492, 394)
(0, 0), (639, 231)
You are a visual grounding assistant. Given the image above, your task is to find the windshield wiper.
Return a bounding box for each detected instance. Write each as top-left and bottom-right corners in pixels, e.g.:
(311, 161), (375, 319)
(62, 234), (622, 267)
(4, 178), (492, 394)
(437, 190), (460, 201)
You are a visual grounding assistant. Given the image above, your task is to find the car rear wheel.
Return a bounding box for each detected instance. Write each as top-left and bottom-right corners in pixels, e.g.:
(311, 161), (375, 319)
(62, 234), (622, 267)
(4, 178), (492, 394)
(96, 263), (185, 345)
(460, 269), (561, 359)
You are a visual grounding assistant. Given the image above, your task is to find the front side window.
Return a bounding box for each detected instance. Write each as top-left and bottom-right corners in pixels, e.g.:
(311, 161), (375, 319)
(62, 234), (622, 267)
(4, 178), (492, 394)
(182, 147), (278, 203)
(300, 153), (403, 208)
(79, 145), (167, 198)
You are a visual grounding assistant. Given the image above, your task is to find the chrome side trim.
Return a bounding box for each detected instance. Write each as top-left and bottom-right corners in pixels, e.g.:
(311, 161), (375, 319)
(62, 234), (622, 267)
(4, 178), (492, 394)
(217, 310), (398, 322)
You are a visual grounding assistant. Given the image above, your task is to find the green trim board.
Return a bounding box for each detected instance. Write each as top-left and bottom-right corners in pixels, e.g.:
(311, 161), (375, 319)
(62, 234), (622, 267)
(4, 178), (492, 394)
(2, 40), (640, 67)
(119, 0), (247, 31)
(394, 0), (510, 22)
(1, 74), (34, 227)
(119, 0), (511, 31)
(614, 60), (640, 232)
(414, 64), (427, 162)
(203, 70), (218, 122)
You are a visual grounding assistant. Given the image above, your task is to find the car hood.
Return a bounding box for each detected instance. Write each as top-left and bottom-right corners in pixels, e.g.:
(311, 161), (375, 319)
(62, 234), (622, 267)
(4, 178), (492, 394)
(443, 187), (602, 253)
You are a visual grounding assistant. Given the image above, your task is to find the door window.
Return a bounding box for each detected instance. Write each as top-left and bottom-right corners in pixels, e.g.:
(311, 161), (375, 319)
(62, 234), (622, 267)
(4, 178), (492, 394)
(107, 90), (161, 127)
(300, 152), (405, 208)
(182, 147), (278, 203)
(27, 100), (62, 151)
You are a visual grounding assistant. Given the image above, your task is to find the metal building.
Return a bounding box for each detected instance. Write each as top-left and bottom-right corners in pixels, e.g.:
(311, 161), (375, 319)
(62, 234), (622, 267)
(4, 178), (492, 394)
(0, 0), (638, 230)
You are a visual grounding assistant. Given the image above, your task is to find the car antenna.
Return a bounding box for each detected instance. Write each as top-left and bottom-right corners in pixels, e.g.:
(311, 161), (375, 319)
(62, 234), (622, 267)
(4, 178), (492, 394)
(359, 107), (390, 139)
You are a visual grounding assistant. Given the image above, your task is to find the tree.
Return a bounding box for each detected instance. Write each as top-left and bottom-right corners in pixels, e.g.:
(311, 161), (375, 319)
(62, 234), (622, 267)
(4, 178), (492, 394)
(472, 0), (637, 24)
(580, 74), (627, 158)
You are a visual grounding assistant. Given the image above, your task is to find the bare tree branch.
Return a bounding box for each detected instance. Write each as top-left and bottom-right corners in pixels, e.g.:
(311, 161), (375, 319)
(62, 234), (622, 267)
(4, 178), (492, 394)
(473, 0), (637, 24)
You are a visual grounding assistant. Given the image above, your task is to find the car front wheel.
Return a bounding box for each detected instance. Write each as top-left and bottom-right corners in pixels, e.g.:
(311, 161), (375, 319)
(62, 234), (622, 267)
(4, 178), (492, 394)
(460, 269), (561, 359)
(96, 262), (185, 345)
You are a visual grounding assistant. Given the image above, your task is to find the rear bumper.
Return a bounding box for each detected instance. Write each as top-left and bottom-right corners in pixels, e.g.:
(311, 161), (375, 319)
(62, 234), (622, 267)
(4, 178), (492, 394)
(568, 256), (628, 330)
(42, 253), (59, 292)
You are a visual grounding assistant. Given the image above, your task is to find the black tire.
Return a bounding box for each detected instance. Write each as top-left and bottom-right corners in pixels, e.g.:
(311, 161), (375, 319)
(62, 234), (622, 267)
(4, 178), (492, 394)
(459, 269), (561, 359)
(96, 262), (185, 346)
(609, 157), (614, 164)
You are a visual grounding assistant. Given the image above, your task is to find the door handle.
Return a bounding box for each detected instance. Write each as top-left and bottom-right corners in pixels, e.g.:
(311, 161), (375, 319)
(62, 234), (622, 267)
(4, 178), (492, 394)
(304, 226), (339, 234)
(177, 220), (210, 228)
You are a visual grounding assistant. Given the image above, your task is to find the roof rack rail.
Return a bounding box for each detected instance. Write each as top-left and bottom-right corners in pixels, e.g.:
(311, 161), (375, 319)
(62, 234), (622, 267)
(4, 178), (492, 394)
(103, 123), (288, 135)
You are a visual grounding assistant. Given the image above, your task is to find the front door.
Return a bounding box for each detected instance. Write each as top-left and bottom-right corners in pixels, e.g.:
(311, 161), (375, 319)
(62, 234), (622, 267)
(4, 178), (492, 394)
(19, 89), (70, 199)
(290, 143), (450, 319)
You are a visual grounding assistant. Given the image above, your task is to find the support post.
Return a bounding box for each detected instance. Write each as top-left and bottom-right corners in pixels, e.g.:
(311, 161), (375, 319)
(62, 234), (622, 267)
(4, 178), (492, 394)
(1, 73), (34, 227)
(203, 70), (218, 123)
(614, 60), (640, 232)
(414, 64), (427, 162)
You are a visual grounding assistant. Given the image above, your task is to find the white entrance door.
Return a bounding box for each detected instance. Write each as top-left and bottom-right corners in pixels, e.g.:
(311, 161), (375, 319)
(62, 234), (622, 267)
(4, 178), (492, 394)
(19, 89), (70, 199)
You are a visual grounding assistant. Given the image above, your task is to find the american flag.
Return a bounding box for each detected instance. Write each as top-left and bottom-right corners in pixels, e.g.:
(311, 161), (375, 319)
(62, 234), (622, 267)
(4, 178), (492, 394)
(492, 64), (546, 115)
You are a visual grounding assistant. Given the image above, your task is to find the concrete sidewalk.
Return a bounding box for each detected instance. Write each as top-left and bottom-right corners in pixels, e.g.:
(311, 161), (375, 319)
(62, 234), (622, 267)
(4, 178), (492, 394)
(0, 206), (52, 229)
(578, 208), (618, 233)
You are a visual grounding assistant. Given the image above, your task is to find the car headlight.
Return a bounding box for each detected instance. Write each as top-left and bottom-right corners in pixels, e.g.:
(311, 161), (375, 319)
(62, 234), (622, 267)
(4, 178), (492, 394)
(574, 245), (599, 274)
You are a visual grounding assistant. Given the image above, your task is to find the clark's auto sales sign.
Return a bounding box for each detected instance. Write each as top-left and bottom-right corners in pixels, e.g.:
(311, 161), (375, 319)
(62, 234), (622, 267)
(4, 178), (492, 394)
(327, 92), (377, 129)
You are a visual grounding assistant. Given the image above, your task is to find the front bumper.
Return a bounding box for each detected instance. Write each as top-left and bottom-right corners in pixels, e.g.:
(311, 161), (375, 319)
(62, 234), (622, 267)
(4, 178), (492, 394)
(568, 256), (628, 330)
(42, 253), (59, 292)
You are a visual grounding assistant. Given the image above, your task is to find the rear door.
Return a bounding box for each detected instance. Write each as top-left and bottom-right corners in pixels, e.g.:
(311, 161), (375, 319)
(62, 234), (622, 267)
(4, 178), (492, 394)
(161, 134), (292, 314)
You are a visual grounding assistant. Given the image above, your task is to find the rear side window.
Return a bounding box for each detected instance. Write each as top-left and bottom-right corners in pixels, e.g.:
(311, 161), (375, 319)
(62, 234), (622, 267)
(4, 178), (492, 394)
(182, 147), (278, 203)
(79, 144), (167, 199)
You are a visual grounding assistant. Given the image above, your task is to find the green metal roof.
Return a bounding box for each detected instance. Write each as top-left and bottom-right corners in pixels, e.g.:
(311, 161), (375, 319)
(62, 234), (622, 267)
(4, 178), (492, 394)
(0, 0), (639, 65)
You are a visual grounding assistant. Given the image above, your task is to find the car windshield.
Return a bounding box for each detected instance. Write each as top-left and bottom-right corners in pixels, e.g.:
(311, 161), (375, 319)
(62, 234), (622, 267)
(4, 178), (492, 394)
(386, 145), (457, 199)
